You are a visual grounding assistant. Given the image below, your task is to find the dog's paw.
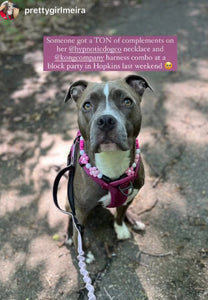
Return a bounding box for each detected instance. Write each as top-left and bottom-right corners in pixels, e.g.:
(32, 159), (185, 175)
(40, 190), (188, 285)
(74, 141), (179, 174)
(125, 210), (146, 232)
(114, 221), (131, 240)
(86, 251), (95, 264)
(133, 220), (146, 231)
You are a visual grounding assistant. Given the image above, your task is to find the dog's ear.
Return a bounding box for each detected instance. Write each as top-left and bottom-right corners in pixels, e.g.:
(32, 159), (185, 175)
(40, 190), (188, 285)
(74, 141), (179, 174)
(64, 80), (88, 103)
(125, 75), (152, 97)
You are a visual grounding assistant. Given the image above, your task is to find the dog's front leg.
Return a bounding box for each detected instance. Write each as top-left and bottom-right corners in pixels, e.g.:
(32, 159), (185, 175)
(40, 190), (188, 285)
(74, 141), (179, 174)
(114, 201), (133, 240)
(114, 188), (145, 240)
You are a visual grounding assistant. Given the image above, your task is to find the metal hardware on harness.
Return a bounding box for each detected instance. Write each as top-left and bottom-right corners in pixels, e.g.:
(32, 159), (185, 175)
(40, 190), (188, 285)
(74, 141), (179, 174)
(118, 181), (134, 197)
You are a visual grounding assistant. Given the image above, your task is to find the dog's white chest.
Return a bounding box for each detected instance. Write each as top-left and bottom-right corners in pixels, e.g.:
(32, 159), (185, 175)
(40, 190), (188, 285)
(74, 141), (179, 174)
(95, 150), (130, 179)
(98, 192), (111, 207)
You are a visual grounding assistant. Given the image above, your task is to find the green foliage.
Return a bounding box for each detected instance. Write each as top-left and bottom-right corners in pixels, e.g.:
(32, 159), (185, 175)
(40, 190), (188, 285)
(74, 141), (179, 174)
(1, 19), (10, 26)
(2, 20), (18, 33)
(6, 25), (18, 33)
(14, 33), (24, 41)
(15, 0), (43, 9)
(38, 16), (47, 26)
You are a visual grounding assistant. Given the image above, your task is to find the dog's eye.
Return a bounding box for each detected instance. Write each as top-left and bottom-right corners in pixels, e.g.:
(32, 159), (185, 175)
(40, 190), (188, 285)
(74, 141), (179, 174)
(123, 98), (133, 106)
(83, 102), (92, 111)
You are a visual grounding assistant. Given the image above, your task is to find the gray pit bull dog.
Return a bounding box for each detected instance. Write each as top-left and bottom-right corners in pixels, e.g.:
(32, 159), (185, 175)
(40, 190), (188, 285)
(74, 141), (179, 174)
(64, 75), (151, 258)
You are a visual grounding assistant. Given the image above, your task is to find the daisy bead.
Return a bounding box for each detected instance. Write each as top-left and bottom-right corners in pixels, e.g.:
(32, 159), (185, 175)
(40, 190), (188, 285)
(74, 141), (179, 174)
(125, 167), (134, 176)
(94, 170), (100, 177)
(90, 167), (99, 177)
(79, 154), (89, 164)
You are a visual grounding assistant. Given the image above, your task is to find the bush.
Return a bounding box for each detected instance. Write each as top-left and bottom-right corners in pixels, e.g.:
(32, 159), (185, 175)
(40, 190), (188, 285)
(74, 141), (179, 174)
(15, 0), (43, 9)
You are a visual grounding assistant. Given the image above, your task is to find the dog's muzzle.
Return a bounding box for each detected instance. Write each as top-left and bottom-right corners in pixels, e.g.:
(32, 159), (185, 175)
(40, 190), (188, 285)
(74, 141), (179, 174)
(90, 114), (129, 153)
(96, 114), (117, 132)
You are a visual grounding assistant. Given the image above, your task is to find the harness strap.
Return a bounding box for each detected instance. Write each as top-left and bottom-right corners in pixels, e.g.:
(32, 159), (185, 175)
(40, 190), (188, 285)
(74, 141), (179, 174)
(82, 153), (140, 208)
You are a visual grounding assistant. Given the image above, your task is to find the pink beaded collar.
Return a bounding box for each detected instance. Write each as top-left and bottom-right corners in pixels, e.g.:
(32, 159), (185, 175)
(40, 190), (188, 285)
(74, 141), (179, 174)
(72, 132), (141, 208)
(79, 137), (140, 179)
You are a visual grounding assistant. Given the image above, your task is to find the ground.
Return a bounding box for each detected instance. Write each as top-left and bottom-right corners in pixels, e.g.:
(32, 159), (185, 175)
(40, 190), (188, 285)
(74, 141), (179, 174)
(0, 0), (208, 299)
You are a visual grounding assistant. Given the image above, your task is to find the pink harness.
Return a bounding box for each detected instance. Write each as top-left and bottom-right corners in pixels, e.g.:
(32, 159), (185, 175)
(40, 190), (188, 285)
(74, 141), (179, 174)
(71, 131), (141, 208)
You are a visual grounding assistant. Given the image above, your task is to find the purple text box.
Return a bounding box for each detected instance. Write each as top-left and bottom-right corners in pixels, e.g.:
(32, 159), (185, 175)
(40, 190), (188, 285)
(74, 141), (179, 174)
(43, 36), (177, 72)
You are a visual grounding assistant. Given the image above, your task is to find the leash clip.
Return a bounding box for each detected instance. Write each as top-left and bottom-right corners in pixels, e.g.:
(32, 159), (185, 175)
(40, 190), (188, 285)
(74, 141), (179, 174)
(118, 181), (134, 197)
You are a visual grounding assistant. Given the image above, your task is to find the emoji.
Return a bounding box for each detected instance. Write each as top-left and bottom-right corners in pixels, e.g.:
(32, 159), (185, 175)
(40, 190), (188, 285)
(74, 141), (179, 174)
(165, 62), (173, 70)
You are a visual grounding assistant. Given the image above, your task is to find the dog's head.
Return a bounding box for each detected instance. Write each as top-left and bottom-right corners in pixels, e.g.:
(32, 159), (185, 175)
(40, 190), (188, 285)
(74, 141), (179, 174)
(64, 75), (151, 153)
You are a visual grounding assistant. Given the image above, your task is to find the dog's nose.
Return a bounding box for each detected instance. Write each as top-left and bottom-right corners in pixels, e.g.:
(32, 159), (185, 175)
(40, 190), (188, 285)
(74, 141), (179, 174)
(96, 115), (117, 131)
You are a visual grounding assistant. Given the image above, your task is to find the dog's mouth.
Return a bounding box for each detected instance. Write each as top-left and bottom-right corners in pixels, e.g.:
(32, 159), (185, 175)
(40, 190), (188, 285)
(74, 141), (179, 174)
(99, 142), (120, 152)
(90, 122), (129, 153)
(95, 136), (129, 153)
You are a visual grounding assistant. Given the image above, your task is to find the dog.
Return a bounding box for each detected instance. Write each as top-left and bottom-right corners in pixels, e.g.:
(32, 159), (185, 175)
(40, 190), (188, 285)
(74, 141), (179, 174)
(64, 75), (151, 255)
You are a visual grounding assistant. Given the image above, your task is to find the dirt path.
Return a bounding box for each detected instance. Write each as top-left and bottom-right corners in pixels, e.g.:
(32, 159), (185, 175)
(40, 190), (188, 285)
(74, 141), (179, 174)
(0, 1), (208, 299)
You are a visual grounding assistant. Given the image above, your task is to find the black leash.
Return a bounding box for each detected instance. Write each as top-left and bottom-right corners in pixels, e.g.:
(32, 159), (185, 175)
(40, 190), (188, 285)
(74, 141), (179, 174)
(52, 136), (80, 229)
(52, 137), (96, 300)
(53, 164), (72, 215)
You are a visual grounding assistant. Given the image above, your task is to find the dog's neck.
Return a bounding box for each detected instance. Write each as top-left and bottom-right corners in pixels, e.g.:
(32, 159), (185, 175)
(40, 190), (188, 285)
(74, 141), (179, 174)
(95, 150), (131, 180)
(82, 138), (136, 180)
